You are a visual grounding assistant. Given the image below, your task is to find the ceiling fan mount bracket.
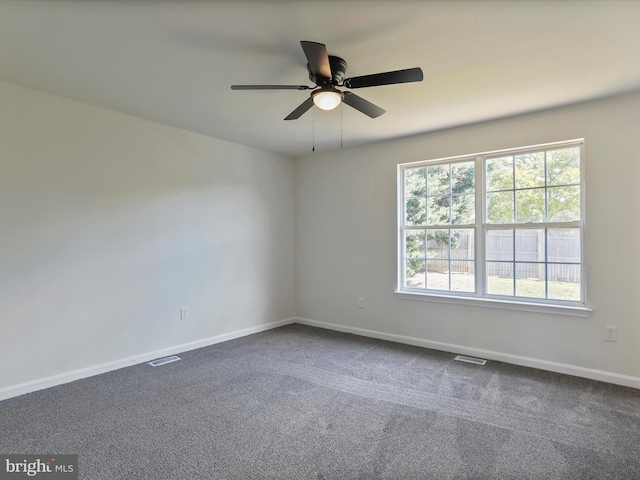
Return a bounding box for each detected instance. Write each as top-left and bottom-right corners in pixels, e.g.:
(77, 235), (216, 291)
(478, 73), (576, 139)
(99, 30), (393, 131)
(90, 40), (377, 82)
(307, 55), (348, 86)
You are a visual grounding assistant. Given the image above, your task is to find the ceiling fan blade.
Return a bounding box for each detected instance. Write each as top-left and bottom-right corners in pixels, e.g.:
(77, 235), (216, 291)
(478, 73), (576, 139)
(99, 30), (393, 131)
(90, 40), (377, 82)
(300, 41), (332, 80)
(231, 85), (310, 90)
(284, 98), (314, 121)
(342, 91), (385, 118)
(343, 67), (423, 89)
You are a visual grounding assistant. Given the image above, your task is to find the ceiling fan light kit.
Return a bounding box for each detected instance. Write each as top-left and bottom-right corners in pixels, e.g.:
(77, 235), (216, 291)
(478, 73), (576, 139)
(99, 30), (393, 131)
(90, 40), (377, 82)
(231, 41), (423, 120)
(311, 86), (343, 110)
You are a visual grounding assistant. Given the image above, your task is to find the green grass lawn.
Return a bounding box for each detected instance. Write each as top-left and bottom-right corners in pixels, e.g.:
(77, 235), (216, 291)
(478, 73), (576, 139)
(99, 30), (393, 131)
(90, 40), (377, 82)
(406, 271), (580, 301)
(488, 275), (580, 301)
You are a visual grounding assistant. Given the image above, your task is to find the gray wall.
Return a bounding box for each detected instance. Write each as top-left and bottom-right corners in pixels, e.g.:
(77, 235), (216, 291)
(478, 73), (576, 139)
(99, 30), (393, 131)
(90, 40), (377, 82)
(2, 78), (638, 397)
(295, 91), (640, 386)
(0, 80), (296, 396)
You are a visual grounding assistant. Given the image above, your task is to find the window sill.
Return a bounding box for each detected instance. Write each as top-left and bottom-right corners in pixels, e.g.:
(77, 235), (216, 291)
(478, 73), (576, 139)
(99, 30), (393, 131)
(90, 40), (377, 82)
(394, 290), (592, 317)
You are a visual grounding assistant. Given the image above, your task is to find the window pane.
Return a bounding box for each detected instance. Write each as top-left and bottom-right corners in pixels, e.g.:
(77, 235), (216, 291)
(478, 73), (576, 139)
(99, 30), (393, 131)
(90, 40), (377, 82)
(548, 228), (580, 263)
(548, 264), (581, 301)
(405, 167), (426, 196)
(487, 262), (514, 296)
(405, 198), (426, 225)
(547, 185), (580, 221)
(405, 260), (425, 288)
(515, 152), (545, 189)
(547, 147), (580, 186)
(486, 229), (513, 261)
(452, 194), (474, 224)
(451, 229), (474, 260)
(487, 191), (514, 223)
(515, 188), (545, 223)
(451, 262), (475, 292)
(426, 260), (449, 290)
(426, 229), (449, 260)
(515, 229), (545, 262)
(405, 230), (425, 259)
(427, 165), (450, 195)
(486, 156), (513, 191)
(515, 263), (546, 298)
(452, 161), (475, 194)
(427, 196), (450, 224)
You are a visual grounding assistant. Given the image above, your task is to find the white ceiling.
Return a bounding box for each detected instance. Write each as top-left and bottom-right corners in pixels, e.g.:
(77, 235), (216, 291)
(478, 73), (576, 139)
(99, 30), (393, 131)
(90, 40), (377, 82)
(1, 0), (639, 158)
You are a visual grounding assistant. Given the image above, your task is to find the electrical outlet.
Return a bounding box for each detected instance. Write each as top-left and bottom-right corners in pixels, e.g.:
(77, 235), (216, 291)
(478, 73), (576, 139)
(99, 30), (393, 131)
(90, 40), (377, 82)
(358, 297), (364, 308)
(180, 307), (189, 320)
(604, 326), (617, 342)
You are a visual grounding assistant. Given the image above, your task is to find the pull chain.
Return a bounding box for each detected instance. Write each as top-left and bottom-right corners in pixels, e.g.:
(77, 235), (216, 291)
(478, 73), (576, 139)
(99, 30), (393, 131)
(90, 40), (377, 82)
(340, 102), (343, 148)
(312, 107), (315, 152)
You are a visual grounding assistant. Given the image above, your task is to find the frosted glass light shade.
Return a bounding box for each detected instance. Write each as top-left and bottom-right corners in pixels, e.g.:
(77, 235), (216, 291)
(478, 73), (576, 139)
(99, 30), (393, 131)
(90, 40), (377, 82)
(312, 90), (342, 110)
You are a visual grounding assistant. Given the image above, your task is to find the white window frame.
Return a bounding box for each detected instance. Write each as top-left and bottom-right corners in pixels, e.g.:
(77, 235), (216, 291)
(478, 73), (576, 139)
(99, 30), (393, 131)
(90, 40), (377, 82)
(396, 139), (591, 317)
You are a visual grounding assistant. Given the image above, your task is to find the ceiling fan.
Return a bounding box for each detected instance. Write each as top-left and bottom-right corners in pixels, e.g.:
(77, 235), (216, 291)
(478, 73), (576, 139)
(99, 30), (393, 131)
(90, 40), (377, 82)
(231, 41), (423, 120)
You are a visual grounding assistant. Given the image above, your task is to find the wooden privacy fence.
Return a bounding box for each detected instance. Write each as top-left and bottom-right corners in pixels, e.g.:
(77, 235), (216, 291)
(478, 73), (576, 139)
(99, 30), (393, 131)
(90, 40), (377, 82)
(426, 230), (580, 283)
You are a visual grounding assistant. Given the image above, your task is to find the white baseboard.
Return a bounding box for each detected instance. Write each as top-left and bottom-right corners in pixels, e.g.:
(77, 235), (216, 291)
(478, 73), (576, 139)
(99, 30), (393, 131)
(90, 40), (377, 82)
(4, 316), (637, 401)
(295, 317), (640, 390)
(0, 318), (296, 402)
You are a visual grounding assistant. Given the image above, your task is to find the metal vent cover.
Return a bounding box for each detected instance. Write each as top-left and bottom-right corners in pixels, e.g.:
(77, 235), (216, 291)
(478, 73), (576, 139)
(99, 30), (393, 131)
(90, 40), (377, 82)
(454, 355), (487, 365)
(148, 355), (181, 367)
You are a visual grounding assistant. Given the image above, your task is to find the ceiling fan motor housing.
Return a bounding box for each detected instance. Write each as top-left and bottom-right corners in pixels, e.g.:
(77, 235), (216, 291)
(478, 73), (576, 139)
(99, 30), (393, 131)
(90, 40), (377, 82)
(307, 55), (348, 85)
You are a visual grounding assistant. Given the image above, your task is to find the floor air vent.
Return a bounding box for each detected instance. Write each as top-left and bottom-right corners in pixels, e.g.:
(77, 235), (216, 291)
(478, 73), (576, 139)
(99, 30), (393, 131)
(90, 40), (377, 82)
(454, 355), (487, 365)
(148, 355), (181, 367)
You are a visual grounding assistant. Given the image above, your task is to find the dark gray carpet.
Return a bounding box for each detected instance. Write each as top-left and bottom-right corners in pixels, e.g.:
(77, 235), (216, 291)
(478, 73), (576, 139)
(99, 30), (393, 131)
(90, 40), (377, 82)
(1, 324), (639, 479)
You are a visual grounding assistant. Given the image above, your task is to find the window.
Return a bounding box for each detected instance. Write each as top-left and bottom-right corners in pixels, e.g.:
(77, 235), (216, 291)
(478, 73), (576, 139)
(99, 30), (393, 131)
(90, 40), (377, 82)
(398, 140), (586, 310)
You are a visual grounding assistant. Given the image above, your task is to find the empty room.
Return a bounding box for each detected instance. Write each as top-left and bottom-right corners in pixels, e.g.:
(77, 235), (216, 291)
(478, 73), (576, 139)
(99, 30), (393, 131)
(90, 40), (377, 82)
(1, 1), (639, 479)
